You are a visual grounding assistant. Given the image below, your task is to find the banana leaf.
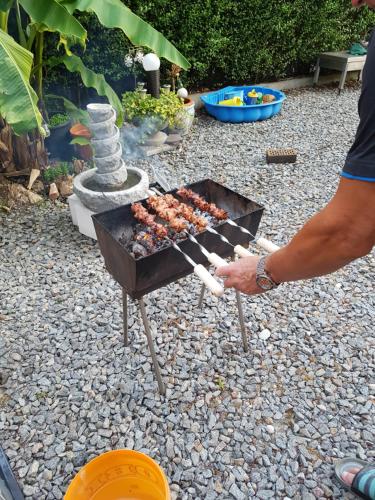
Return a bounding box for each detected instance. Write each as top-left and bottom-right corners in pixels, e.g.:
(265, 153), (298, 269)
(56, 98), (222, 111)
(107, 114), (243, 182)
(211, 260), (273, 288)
(46, 93), (89, 125)
(50, 53), (124, 125)
(0, 29), (43, 135)
(0, 0), (13, 11)
(20, 0), (86, 46)
(60, 0), (190, 70)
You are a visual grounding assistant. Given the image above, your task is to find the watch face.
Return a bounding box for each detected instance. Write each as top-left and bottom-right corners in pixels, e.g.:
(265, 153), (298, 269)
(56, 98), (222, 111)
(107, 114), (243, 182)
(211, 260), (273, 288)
(257, 276), (273, 290)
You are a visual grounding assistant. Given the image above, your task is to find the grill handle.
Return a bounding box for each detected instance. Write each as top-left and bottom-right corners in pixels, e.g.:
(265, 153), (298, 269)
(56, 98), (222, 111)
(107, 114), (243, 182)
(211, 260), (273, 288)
(257, 238), (280, 253)
(234, 245), (253, 258)
(207, 253), (227, 268)
(194, 264), (224, 297)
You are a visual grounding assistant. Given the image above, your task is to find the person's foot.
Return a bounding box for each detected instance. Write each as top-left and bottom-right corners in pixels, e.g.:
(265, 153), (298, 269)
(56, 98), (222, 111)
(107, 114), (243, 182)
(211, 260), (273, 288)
(342, 468), (361, 487)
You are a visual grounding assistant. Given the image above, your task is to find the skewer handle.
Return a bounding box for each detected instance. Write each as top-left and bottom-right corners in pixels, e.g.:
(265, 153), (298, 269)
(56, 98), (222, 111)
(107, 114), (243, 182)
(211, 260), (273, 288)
(146, 189), (155, 197)
(256, 238), (280, 253)
(207, 253), (228, 268)
(234, 245), (253, 258)
(194, 264), (224, 297)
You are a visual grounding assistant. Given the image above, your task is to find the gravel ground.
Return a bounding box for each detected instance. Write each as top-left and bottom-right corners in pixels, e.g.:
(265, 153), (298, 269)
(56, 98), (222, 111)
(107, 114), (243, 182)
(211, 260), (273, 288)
(1, 84), (374, 500)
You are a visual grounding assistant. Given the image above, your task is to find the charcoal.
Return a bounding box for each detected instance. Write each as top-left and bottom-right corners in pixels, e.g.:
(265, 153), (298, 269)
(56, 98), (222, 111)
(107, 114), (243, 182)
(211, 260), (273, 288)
(132, 243), (148, 258)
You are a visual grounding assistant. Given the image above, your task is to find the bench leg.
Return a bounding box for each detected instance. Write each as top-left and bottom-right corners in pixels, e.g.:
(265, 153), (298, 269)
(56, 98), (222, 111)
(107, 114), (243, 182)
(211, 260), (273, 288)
(338, 66), (348, 94)
(313, 59), (320, 86)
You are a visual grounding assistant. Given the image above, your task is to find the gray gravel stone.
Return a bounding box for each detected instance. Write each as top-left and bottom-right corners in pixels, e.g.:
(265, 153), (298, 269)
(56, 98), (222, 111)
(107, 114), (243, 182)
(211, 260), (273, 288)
(0, 83), (373, 499)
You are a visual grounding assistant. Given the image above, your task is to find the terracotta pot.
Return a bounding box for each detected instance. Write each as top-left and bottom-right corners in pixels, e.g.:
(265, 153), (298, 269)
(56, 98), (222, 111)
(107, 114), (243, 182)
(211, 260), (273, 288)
(70, 123), (93, 161)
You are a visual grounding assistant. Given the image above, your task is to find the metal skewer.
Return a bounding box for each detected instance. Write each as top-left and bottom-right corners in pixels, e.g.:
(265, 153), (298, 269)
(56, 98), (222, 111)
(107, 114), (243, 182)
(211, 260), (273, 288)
(225, 219), (280, 253)
(137, 195), (224, 297)
(186, 233), (227, 268)
(148, 188), (229, 268)
(205, 226), (254, 258)
(164, 236), (224, 297)
(173, 188), (280, 255)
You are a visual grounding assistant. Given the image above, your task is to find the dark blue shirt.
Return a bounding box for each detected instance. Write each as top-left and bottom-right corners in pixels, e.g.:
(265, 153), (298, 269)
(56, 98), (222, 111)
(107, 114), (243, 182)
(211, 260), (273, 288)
(342, 29), (375, 182)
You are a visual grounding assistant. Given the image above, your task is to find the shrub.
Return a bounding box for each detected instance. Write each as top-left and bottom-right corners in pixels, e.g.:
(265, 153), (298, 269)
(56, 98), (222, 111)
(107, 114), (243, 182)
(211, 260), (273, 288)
(44, 1), (375, 93)
(43, 162), (72, 183)
(122, 91), (184, 126)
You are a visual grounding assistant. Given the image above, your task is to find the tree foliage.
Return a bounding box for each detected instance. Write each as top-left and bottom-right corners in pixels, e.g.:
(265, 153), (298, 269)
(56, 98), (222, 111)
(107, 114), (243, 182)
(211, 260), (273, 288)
(45, 0), (375, 92)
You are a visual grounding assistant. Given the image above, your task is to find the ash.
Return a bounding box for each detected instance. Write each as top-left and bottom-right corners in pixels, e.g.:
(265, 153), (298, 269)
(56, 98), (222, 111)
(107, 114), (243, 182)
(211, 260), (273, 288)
(120, 208), (221, 259)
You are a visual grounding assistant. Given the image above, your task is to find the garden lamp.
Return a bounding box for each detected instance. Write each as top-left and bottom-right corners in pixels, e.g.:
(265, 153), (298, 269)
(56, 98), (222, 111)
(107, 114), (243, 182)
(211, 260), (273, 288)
(142, 53), (160, 98)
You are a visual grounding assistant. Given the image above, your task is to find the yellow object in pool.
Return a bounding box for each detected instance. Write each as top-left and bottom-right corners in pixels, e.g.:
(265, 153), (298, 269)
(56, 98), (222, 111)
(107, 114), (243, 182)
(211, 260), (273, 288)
(247, 89), (258, 98)
(218, 97), (243, 106)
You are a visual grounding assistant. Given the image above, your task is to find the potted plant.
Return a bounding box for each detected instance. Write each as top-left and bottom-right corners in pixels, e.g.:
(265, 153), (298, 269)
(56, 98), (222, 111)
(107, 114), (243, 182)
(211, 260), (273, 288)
(45, 112), (72, 160)
(168, 97), (195, 136)
(122, 91), (185, 136)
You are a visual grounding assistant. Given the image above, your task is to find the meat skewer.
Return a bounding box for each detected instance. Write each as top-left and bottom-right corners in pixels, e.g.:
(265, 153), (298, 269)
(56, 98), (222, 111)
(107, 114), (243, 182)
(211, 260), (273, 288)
(149, 189), (253, 258)
(147, 193), (228, 267)
(177, 187), (280, 253)
(131, 203), (224, 297)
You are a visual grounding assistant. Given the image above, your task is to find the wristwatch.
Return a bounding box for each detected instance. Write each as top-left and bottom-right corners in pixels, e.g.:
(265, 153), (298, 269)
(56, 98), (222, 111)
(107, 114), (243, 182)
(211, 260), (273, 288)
(256, 256), (280, 291)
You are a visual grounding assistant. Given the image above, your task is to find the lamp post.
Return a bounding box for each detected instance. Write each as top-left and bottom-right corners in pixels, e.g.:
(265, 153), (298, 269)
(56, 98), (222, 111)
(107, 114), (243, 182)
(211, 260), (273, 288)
(142, 53), (160, 98)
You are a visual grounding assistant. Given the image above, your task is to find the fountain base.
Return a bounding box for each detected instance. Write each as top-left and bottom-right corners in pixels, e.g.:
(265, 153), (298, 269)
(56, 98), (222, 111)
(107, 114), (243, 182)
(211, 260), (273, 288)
(70, 165), (150, 239)
(68, 194), (97, 240)
(73, 166), (149, 213)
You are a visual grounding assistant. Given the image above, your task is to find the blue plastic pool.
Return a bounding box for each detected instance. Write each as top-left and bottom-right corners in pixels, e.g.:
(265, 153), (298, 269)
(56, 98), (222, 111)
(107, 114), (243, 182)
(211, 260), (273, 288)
(201, 86), (286, 123)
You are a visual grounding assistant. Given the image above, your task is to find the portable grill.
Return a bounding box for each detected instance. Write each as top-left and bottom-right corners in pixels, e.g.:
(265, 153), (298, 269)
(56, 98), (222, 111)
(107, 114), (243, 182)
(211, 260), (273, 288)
(92, 179), (264, 394)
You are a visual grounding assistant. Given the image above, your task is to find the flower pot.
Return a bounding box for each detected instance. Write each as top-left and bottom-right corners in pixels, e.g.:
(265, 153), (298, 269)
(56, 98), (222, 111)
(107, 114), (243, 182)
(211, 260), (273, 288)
(168, 98), (195, 136)
(70, 123), (93, 161)
(45, 118), (73, 160)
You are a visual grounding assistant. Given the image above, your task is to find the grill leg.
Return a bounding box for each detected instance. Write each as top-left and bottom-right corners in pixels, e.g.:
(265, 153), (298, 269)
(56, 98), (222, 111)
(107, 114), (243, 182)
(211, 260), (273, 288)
(139, 298), (166, 396)
(122, 289), (129, 346)
(198, 284), (206, 308)
(235, 290), (248, 352)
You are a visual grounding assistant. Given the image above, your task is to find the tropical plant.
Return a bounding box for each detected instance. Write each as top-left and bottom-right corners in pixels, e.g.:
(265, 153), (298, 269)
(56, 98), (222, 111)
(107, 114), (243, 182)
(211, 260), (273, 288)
(0, 0), (190, 172)
(122, 91), (184, 127)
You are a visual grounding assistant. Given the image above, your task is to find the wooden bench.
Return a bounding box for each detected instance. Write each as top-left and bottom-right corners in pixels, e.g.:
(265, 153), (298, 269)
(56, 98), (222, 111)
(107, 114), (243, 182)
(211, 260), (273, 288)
(313, 51), (367, 93)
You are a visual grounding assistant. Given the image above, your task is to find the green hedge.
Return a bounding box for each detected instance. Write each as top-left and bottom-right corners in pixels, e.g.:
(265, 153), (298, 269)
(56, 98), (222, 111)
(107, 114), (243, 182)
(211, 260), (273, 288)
(44, 0), (374, 95)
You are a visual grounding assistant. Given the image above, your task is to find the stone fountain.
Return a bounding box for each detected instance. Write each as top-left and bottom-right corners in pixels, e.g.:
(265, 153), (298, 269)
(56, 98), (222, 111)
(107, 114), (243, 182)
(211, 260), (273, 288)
(69, 103), (150, 239)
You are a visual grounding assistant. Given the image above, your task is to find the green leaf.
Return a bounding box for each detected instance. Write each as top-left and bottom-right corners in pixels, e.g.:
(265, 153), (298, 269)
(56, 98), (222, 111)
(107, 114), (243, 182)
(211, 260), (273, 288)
(19, 0), (86, 46)
(0, 29), (43, 134)
(51, 53), (124, 126)
(0, 0), (13, 12)
(46, 93), (89, 125)
(60, 0), (190, 70)
(70, 136), (90, 145)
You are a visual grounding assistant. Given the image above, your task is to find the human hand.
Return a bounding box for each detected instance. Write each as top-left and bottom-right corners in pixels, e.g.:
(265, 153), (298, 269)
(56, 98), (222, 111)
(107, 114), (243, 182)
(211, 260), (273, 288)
(215, 256), (266, 295)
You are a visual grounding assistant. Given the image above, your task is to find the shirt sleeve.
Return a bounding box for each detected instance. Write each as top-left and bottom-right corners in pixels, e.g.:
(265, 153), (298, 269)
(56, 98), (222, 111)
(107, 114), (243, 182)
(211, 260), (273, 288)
(342, 29), (375, 182)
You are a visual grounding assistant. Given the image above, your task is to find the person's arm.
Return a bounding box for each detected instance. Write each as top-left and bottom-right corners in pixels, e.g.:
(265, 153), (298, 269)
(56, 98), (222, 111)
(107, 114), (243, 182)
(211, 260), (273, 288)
(216, 177), (375, 295)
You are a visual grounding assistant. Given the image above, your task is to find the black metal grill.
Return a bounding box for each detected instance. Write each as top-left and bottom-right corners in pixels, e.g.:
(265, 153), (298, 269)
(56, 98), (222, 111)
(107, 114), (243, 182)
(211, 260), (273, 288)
(92, 179), (264, 299)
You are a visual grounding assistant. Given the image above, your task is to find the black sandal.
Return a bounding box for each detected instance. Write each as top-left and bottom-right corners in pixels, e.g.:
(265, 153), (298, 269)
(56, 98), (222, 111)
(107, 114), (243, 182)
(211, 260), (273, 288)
(335, 457), (375, 499)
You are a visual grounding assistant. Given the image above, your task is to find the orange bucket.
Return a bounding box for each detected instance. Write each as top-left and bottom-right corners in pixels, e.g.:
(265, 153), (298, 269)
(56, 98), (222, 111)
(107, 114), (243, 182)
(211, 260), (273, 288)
(65, 450), (171, 500)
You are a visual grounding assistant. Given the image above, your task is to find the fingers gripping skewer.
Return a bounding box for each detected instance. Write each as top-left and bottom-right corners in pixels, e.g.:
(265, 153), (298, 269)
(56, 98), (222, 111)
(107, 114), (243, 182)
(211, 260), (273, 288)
(131, 203), (224, 297)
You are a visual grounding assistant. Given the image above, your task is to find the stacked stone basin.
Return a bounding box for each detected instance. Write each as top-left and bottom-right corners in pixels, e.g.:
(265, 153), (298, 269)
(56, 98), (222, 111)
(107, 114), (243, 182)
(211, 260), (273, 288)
(73, 103), (149, 212)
